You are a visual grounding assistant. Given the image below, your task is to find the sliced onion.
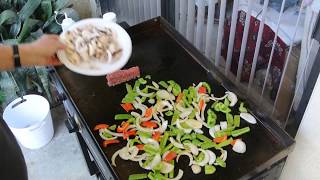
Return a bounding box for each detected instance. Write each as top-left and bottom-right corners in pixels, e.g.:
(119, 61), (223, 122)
(119, 147), (129, 160)
(209, 128), (216, 138)
(185, 119), (203, 129)
(220, 121), (228, 130)
(127, 146), (139, 159)
(170, 137), (184, 149)
(160, 120), (168, 133)
(176, 119), (192, 134)
(195, 82), (203, 92)
(147, 154), (161, 170)
(160, 161), (174, 174)
(191, 164), (201, 174)
(140, 136), (160, 149)
(133, 101), (147, 116)
(206, 150), (216, 165)
(240, 112), (257, 124)
(195, 112), (202, 122)
(232, 139), (246, 154)
(148, 99), (155, 104)
(167, 85), (173, 92)
(136, 118), (162, 133)
(179, 110), (192, 119)
(157, 100), (173, 112)
(226, 91), (238, 107)
(162, 151), (171, 160)
(111, 149), (121, 167)
(131, 111), (141, 118)
(177, 151), (193, 166)
(152, 81), (159, 89)
(184, 143), (199, 156)
(136, 86), (155, 97)
(176, 103), (193, 113)
(214, 125), (221, 132)
(156, 90), (175, 100)
(220, 150), (228, 161)
(209, 94), (227, 101)
(131, 153), (147, 161)
(194, 128), (203, 134)
(193, 149), (209, 167)
(200, 103), (207, 122)
(167, 169), (184, 180)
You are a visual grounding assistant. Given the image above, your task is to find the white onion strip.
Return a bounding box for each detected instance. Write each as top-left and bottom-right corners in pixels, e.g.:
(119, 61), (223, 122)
(170, 137), (184, 149)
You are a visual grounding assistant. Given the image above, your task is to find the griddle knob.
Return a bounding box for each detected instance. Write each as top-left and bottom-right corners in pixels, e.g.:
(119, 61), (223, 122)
(65, 117), (79, 133)
(56, 93), (67, 103)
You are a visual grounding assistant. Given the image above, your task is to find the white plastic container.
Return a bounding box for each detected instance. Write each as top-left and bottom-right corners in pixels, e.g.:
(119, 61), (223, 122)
(3, 95), (54, 149)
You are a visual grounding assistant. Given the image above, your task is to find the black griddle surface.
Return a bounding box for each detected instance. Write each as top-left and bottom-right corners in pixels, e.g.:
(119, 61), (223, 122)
(54, 18), (294, 180)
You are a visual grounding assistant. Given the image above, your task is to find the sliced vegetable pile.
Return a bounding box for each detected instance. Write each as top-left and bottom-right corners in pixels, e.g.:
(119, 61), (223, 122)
(94, 76), (257, 180)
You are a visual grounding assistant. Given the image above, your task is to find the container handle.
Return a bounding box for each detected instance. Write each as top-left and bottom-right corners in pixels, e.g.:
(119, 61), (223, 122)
(11, 95), (27, 109)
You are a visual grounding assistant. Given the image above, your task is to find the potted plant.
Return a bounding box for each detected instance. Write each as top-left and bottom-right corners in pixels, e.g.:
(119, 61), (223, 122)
(0, 0), (79, 109)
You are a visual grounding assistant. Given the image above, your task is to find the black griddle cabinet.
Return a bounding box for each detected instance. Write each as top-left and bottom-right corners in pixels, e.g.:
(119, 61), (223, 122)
(49, 18), (294, 180)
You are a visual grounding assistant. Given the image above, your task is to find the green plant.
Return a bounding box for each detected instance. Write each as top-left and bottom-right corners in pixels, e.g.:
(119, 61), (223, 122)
(0, 0), (79, 108)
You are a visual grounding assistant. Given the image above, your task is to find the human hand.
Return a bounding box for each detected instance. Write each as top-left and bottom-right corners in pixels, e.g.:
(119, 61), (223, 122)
(20, 34), (66, 66)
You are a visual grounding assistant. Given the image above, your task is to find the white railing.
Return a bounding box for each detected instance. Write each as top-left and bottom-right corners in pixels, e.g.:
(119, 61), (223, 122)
(113, 0), (315, 125)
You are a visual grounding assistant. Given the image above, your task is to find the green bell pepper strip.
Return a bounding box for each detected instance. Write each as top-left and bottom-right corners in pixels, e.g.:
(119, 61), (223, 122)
(128, 173), (148, 180)
(137, 131), (152, 138)
(140, 96), (147, 103)
(144, 144), (160, 155)
(171, 147), (182, 154)
(169, 161), (174, 178)
(214, 126), (235, 138)
(196, 134), (212, 143)
(239, 102), (248, 113)
(231, 127), (250, 137)
(226, 113), (234, 127)
(172, 110), (180, 124)
(215, 157), (226, 168)
(101, 132), (113, 138)
(114, 114), (133, 120)
(195, 152), (205, 162)
(126, 83), (133, 93)
(122, 92), (138, 103)
(172, 84), (182, 96)
(160, 132), (169, 150)
(182, 140), (192, 145)
(211, 101), (219, 109)
(159, 81), (169, 88)
(192, 139), (203, 147)
(145, 75), (151, 79)
(207, 109), (217, 128)
(205, 165), (216, 175)
(165, 111), (174, 116)
(181, 134), (192, 142)
(129, 137), (142, 146)
(138, 78), (147, 84)
(201, 82), (211, 94)
(127, 118), (136, 124)
(188, 109), (196, 119)
(216, 138), (233, 149)
(220, 104), (231, 114)
(201, 141), (217, 150)
(224, 98), (230, 106)
(191, 133), (197, 139)
(162, 144), (174, 154)
(108, 124), (117, 131)
(133, 80), (141, 91)
(234, 115), (240, 127)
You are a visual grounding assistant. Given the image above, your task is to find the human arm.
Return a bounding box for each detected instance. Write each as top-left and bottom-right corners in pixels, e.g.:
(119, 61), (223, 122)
(0, 34), (65, 70)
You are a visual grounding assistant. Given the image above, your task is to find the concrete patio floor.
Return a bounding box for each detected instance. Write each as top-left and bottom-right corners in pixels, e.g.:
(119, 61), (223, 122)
(21, 105), (96, 180)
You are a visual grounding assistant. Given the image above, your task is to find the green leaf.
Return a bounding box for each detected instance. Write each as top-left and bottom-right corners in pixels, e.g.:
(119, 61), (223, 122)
(2, 39), (19, 45)
(0, 25), (9, 40)
(54, 0), (71, 11)
(18, 0), (41, 20)
(9, 19), (22, 38)
(41, 0), (52, 20)
(0, 10), (18, 25)
(17, 18), (41, 43)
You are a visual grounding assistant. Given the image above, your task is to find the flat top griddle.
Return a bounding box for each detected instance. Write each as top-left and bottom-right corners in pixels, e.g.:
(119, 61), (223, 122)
(54, 18), (294, 180)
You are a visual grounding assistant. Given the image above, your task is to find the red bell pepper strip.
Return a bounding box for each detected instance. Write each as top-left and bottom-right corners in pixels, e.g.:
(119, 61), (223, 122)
(199, 99), (205, 111)
(213, 135), (228, 144)
(145, 107), (153, 118)
(176, 93), (183, 103)
(123, 129), (137, 140)
(136, 144), (145, 150)
(121, 103), (134, 112)
(163, 151), (177, 162)
(141, 121), (158, 129)
(93, 124), (109, 131)
(102, 139), (120, 148)
(198, 86), (207, 94)
(152, 131), (161, 141)
(117, 122), (130, 133)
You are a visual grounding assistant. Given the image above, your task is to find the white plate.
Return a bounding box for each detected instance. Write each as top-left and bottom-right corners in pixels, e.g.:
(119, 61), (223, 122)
(57, 18), (132, 76)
